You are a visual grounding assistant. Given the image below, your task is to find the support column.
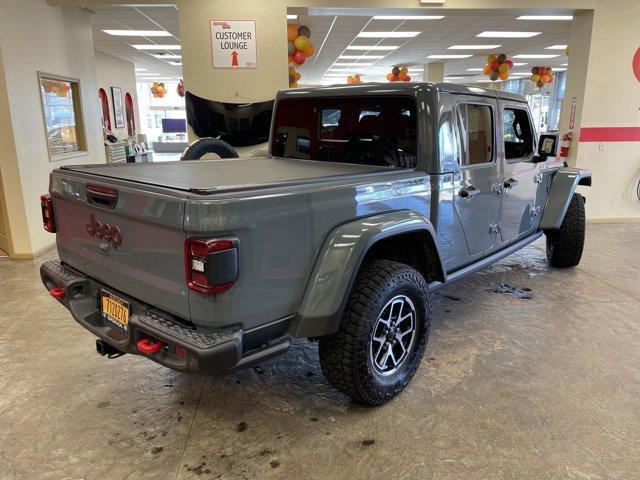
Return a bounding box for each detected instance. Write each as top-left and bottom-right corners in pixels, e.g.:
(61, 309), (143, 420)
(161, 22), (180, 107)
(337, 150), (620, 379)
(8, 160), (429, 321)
(423, 62), (444, 83)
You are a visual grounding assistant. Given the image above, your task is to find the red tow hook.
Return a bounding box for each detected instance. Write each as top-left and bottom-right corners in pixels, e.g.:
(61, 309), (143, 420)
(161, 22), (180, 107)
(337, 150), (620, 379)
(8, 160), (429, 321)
(49, 287), (66, 300)
(137, 338), (164, 355)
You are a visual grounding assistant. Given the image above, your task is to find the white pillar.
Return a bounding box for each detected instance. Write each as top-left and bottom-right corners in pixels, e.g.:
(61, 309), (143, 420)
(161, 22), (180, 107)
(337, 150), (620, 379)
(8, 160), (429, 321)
(423, 62), (444, 83)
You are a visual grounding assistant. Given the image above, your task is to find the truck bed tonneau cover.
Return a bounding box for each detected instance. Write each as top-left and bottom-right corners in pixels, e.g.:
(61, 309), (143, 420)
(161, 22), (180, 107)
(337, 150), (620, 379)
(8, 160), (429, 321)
(61, 157), (391, 194)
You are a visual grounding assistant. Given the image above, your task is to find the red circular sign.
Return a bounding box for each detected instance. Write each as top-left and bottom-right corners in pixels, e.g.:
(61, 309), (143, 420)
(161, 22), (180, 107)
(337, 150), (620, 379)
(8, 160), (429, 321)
(633, 47), (640, 82)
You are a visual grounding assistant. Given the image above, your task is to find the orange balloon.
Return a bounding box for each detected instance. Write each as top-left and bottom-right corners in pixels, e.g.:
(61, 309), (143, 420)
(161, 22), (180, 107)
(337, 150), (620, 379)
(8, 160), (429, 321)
(540, 74), (550, 83)
(302, 43), (315, 58)
(386, 73), (395, 81)
(499, 71), (509, 80)
(288, 56), (293, 64)
(287, 24), (298, 42)
(483, 64), (492, 75)
(398, 71), (407, 80)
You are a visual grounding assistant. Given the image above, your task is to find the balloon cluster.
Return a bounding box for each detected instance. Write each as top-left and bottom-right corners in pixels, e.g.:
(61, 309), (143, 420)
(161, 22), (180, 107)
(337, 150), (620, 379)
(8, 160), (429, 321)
(42, 80), (70, 98)
(287, 23), (315, 83)
(530, 67), (554, 88)
(177, 79), (185, 97)
(288, 66), (302, 88)
(482, 54), (514, 81)
(150, 82), (166, 98)
(346, 74), (362, 84)
(386, 66), (411, 82)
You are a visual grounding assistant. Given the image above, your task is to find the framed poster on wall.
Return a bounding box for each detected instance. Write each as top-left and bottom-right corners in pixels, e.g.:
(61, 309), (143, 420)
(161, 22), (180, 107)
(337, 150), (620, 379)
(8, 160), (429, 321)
(111, 86), (125, 129)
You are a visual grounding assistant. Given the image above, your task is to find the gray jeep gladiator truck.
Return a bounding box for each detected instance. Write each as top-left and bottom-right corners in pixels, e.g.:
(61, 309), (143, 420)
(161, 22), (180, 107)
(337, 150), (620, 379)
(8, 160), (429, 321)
(40, 83), (591, 406)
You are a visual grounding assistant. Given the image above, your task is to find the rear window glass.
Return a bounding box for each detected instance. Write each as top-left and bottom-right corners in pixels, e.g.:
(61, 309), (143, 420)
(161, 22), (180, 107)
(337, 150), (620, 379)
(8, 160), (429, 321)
(272, 96), (417, 168)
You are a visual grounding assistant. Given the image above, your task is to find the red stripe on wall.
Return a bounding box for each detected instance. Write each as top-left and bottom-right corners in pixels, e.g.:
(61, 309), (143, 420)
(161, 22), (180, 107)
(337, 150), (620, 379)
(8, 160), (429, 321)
(580, 127), (640, 142)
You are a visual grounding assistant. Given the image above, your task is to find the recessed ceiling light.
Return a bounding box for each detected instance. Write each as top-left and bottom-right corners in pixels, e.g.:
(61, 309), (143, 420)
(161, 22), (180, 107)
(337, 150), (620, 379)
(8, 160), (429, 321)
(153, 54), (182, 60)
(477, 31), (541, 38)
(448, 45), (502, 50)
(517, 15), (573, 21)
(513, 54), (559, 59)
(105, 30), (171, 37)
(346, 45), (399, 51)
(131, 44), (181, 51)
(546, 45), (568, 50)
(427, 54), (473, 59)
(287, 14), (297, 20)
(357, 31), (421, 38)
(373, 15), (444, 20)
(339, 55), (385, 59)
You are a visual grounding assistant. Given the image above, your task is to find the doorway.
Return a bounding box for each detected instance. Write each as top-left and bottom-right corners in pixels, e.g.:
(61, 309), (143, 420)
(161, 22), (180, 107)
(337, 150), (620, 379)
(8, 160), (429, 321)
(125, 92), (135, 137)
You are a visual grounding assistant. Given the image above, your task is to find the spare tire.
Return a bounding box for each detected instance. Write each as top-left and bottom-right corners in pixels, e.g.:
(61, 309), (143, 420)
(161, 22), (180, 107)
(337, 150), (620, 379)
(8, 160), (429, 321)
(181, 137), (239, 160)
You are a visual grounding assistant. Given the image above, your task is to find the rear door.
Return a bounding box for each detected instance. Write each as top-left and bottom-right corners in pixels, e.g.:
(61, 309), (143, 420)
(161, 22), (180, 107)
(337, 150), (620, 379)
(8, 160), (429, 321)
(499, 102), (541, 242)
(453, 98), (502, 255)
(51, 172), (189, 319)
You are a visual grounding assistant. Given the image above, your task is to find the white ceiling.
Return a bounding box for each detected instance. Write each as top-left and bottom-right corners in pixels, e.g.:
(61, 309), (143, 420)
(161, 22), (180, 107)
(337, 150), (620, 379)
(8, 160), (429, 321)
(88, 5), (572, 87)
(90, 4), (182, 81)
(287, 7), (572, 85)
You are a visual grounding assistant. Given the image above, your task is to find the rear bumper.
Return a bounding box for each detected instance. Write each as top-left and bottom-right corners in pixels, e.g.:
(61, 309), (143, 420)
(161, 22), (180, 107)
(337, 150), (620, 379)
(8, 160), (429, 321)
(40, 260), (290, 375)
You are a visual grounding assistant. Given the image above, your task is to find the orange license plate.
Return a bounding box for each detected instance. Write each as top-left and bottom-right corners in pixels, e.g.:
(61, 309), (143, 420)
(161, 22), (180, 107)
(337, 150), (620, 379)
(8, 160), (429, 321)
(101, 291), (130, 330)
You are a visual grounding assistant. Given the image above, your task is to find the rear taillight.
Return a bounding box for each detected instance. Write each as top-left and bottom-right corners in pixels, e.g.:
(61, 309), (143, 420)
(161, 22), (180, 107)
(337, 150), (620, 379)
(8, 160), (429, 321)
(41, 194), (56, 233)
(185, 238), (238, 294)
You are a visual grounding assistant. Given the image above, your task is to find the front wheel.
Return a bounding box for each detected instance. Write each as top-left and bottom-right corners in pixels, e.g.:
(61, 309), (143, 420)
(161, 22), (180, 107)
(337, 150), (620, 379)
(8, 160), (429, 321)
(318, 260), (431, 406)
(545, 192), (586, 268)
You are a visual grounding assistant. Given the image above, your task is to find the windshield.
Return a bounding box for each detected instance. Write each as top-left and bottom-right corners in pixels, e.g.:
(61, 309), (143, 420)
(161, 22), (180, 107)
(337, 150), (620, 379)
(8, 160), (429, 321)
(271, 96), (417, 168)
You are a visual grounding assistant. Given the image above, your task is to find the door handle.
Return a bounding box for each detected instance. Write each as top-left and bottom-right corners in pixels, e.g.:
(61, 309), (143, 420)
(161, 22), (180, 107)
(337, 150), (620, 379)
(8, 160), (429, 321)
(459, 185), (480, 198)
(503, 177), (519, 189)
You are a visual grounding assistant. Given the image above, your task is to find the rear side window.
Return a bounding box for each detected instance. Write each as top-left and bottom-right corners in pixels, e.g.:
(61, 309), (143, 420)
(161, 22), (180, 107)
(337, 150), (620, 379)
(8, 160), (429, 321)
(272, 96), (417, 168)
(457, 104), (494, 166)
(503, 108), (534, 160)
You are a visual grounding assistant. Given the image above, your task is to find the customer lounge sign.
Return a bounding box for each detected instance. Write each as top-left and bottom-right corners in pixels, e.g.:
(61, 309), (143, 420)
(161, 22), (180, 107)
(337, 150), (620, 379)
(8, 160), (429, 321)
(211, 20), (258, 69)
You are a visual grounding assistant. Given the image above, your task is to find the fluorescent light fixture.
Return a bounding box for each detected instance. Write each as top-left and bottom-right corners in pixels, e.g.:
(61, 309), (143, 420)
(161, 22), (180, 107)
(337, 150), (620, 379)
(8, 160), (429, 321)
(104, 29), (171, 37)
(346, 45), (399, 51)
(546, 44), (568, 50)
(427, 54), (473, 59)
(444, 76), (464, 80)
(134, 68), (147, 72)
(339, 55), (385, 59)
(466, 68), (484, 71)
(517, 15), (573, 21)
(332, 63), (374, 67)
(373, 15), (444, 20)
(554, 67), (567, 71)
(153, 54), (182, 59)
(448, 45), (502, 50)
(561, 63), (568, 66)
(513, 54), (559, 59)
(131, 44), (181, 51)
(357, 31), (421, 38)
(477, 31), (541, 38)
(513, 62), (528, 66)
(168, 61), (182, 66)
(287, 14), (297, 19)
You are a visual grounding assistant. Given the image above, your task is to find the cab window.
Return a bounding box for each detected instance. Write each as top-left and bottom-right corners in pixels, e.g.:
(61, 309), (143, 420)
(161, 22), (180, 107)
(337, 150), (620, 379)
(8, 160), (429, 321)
(503, 108), (534, 160)
(457, 104), (493, 166)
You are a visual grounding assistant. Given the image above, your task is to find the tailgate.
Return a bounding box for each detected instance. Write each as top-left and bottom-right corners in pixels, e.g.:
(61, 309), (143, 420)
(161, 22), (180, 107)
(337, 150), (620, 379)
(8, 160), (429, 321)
(50, 171), (189, 319)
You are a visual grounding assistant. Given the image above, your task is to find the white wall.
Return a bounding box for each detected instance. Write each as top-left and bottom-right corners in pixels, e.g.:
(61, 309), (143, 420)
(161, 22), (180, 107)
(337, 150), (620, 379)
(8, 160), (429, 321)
(0, 0), (105, 257)
(94, 51), (140, 140)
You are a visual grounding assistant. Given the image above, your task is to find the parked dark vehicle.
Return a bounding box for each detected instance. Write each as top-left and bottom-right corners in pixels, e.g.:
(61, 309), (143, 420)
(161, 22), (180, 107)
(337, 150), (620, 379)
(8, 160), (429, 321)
(40, 83), (590, 405)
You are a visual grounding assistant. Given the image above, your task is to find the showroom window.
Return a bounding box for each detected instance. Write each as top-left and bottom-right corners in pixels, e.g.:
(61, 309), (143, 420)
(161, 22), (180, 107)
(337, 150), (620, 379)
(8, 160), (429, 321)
(272, 96), (417, 168)
(457, 103), (494, 166)
(503, 108), (534, 160)
(38, 73), (87, 161)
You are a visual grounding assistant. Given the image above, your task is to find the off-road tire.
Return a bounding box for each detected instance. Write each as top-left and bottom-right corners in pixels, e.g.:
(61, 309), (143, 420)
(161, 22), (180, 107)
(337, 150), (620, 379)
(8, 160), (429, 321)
(318, 260), (431, 406)
(181, 137), (239, 160)
(545, 193), (586, 268)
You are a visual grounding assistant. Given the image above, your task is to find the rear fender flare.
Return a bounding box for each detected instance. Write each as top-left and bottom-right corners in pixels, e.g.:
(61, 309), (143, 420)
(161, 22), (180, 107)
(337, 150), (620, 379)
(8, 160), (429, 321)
(540, 168), (591, 230)
(290, 211), (445, 338)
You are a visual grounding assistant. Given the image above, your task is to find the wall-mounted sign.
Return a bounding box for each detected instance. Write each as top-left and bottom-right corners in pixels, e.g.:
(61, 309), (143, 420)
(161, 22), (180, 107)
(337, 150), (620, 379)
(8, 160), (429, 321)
(211, 20), (258, 69)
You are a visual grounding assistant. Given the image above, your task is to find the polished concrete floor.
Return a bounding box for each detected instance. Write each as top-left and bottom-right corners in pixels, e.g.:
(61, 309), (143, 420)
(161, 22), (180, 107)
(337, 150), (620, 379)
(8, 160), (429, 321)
(1, 224), (639, 479)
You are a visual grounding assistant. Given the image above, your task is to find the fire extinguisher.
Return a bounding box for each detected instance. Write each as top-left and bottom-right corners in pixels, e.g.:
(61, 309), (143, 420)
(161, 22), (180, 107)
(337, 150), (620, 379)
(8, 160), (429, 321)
(559, 131), (572, 158)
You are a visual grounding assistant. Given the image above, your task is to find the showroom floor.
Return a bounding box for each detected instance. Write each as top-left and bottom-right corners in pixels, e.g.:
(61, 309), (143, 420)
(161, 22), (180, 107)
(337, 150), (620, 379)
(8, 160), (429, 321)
(1, 223), (638, 479)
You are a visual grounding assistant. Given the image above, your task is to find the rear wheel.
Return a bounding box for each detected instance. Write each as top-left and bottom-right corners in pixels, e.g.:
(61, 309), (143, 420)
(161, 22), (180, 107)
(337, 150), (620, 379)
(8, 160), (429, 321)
(545, 193), (586, 268)
(318, 260), (431, 406)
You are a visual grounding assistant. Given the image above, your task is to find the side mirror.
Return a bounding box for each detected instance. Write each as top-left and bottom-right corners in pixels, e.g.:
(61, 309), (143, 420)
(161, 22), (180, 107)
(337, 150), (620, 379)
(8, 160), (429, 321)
(531, 134), (558, 163)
